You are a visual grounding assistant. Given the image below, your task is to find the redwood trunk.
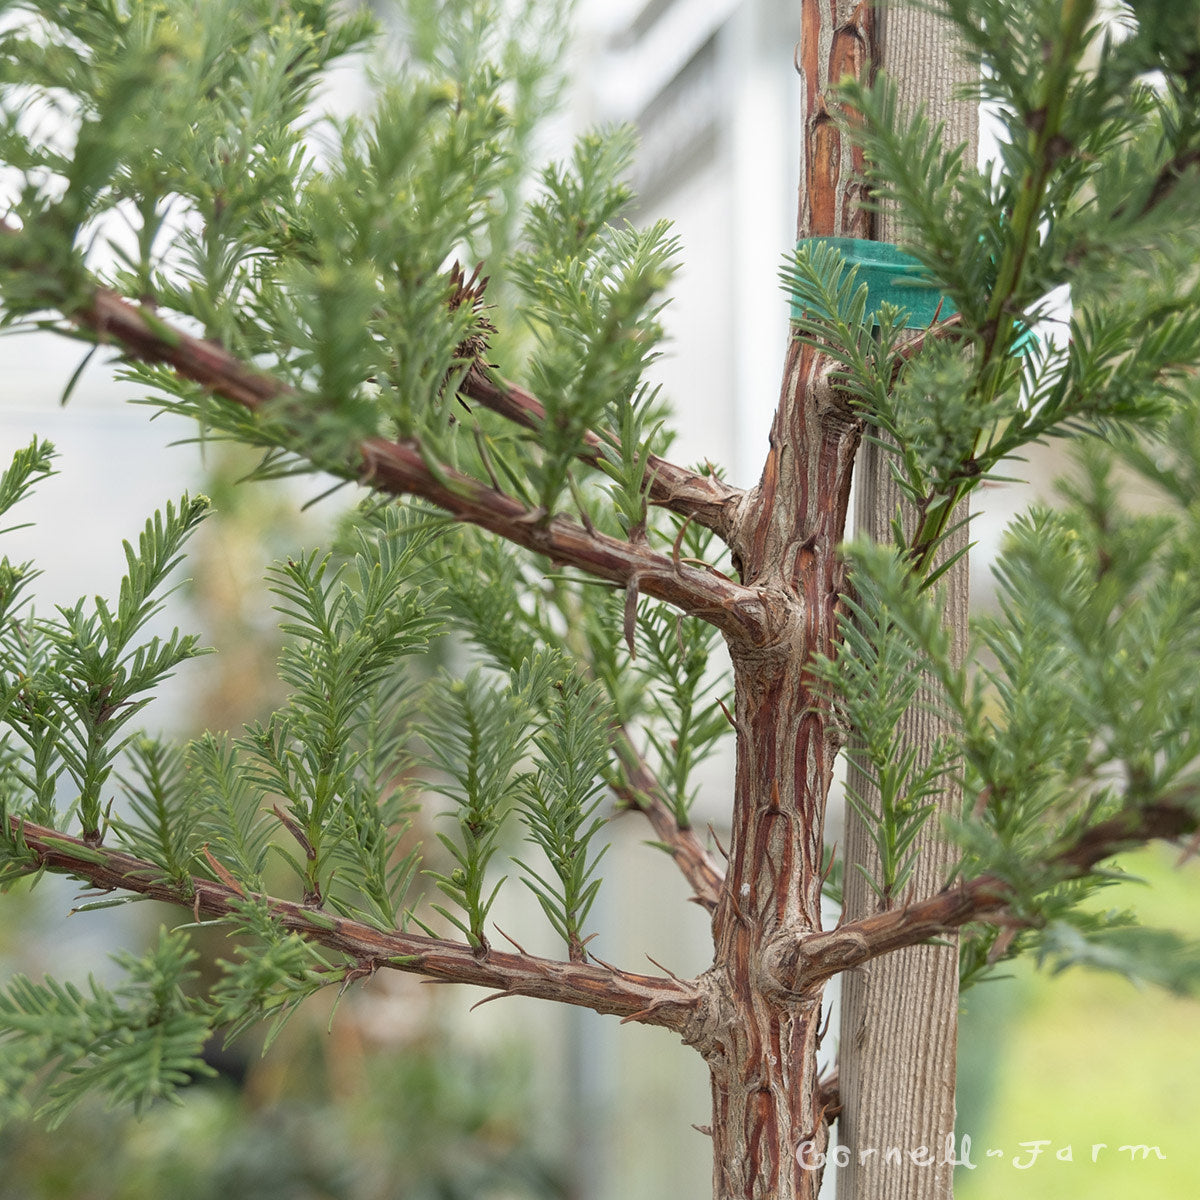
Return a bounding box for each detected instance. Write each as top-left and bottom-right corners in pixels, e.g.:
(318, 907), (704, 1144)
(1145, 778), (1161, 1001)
(694, 5), (876, 1197)
(702, 338), (862, 1198)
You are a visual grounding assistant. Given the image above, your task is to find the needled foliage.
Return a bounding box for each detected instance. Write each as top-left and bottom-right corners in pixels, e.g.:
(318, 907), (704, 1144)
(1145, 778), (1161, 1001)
(0, 0), (732, 1119)
(0, 470), (211, 839)
(0, 930), (213, 1128)
(0, 0), (1196, 1180)
(785, 0), (1200, 989)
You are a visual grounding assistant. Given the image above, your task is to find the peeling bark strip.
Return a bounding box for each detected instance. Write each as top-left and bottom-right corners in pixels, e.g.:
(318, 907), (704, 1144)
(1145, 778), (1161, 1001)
(796, 0), (875, 241)
(8, 815), (701, 1030)
(700, 986), (827, 1200)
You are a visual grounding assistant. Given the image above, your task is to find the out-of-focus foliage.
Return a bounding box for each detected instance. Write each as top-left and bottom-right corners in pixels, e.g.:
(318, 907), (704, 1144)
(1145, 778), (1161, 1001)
(0, 1018), (566, 1200)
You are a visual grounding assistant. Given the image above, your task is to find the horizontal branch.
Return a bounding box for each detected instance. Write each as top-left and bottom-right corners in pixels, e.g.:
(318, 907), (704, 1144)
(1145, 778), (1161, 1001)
(61, 281), (776, 645)
(461, 365), (744, 539)
(610, 729), (726, 912)
(887, 313), (964, 384)
(1136, 145), (1200, 220)
(359, 437), (769, 642)
(9, 815), (702, 1032)
(767, 798), (1199, 994)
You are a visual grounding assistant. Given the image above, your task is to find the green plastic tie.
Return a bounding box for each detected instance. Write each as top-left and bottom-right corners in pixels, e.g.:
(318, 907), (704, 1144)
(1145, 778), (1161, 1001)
(791, 236), (1036, 353)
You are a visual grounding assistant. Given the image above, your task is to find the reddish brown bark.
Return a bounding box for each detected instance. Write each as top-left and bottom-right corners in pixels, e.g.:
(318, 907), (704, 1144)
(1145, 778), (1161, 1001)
(797, 1), (876, 241)
(7, 815), (701, 1029)
(688, 4), (877, 1195)
(699, 337), (862, 1198)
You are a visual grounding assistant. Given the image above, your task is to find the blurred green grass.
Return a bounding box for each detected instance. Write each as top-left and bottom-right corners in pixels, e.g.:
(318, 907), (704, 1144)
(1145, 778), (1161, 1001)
(957, 844), (1200, 1198)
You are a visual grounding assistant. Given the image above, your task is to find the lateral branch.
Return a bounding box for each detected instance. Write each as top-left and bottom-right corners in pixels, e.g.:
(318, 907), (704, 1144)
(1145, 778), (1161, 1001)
(611, 729), (726, 912)
(769, 798), (1199, 994)
(64, 284), (772, 646)
(8, 814), (702, 1032)
(461, 364), (743, 539)
(359, 436), (766, 643)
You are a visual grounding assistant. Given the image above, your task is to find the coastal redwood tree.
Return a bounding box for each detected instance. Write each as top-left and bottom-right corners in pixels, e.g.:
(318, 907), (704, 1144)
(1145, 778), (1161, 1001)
(0, 2), (1199, 1199)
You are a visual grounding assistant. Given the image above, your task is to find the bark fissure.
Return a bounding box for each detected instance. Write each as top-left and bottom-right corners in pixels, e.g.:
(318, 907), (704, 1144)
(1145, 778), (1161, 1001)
(697, 0), (877, 1191)
(707, 338), (863, 1199)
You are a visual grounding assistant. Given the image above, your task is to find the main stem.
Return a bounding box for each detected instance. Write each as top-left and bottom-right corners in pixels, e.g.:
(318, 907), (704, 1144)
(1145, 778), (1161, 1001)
(702, 340), (863, 1199)
(694, 6), (875, 1197)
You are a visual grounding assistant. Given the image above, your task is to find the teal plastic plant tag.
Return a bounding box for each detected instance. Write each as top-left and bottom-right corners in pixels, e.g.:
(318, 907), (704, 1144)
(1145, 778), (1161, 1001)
(791, 237), (951, 327)
(790, 236), (1036, 352)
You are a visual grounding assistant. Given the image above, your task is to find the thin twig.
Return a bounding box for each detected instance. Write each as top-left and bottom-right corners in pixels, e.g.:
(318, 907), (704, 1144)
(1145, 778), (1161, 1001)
(460, 364), (744, 539)
(610, 729), (725, 911)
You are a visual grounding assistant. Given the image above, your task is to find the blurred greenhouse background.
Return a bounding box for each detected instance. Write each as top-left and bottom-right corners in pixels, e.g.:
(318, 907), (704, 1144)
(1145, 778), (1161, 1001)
(0, 0), (1196, 1197)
